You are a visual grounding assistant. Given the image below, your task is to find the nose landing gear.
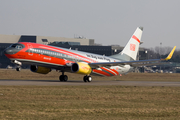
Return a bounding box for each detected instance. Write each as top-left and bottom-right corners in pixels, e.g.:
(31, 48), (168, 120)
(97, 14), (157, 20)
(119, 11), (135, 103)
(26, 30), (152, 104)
(16, 66), (21, 71)
(12, 60), (22, 72)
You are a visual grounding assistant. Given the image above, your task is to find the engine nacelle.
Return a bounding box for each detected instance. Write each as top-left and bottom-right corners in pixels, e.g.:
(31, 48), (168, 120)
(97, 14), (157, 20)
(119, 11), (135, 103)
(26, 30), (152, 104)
(30, 65), (51, 74)
(71, 62), (92, 75)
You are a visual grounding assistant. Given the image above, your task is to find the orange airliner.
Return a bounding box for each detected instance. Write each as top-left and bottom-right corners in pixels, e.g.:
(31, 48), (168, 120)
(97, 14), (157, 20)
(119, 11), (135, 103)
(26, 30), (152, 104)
(4, 27), (176, 82)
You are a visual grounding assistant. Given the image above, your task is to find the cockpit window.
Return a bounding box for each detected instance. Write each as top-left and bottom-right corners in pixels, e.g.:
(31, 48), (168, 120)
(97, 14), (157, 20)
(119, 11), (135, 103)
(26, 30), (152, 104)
(16, 45), (22, 49)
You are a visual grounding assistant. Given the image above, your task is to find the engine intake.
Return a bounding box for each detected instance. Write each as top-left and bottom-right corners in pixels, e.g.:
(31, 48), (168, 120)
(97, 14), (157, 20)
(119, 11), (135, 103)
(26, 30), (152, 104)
(30, 65), (51, 74)
(71, 62), (92, 75)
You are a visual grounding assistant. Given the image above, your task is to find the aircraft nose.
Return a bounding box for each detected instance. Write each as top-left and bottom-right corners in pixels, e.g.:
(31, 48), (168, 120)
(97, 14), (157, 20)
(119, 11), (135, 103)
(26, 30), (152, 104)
(4, 48), (13, 54)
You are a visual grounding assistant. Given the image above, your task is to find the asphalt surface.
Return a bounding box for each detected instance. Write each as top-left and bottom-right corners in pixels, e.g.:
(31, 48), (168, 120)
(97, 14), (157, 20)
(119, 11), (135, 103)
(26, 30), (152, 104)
(0, 79), (180, 86)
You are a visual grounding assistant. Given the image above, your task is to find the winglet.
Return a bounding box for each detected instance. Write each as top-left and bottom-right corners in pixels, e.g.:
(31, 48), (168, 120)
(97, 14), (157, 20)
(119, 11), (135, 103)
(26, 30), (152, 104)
(162, 46), (176, 61)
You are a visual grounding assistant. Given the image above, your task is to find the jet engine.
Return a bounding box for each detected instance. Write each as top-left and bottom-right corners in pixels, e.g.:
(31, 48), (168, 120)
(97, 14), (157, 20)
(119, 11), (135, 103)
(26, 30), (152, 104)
(30, 65), (51, 74)
(71, 62), (92, 75)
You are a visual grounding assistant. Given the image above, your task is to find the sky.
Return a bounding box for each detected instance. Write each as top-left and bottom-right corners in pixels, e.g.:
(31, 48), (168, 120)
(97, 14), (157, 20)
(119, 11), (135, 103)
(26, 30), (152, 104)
(0, 0), (180, 49)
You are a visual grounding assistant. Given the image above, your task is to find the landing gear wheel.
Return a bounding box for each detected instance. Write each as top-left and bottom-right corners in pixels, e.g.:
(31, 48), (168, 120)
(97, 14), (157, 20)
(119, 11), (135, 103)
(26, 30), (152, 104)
(59, 75), (68, 82)
(83, 76), (92, 82)
(59, 75), (63, 81)
(16, 67), (21, 71)
(87, 76), (92, 82)
(63, 75), (68, 82)
(83, 76), (87, 82)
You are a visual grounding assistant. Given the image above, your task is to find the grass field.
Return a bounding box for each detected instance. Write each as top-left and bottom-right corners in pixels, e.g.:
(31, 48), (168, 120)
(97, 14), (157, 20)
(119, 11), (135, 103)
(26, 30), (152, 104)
(0, 69), (180, 119)
(0, 86), (180, 120)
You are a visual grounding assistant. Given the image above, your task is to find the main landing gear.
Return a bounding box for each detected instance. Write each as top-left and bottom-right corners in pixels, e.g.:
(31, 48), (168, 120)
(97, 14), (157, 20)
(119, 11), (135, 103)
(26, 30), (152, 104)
(59, 72), (68, 82)
(59, 72), (92, 82)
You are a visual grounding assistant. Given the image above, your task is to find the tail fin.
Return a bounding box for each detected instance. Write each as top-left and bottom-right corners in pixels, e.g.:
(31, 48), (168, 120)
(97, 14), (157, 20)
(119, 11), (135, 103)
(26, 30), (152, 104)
(110, 27), (143, 61)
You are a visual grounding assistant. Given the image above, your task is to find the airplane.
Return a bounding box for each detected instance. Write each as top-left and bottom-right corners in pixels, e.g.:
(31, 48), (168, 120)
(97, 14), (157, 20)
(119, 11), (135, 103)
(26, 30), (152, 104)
(4, 27), (176, 82)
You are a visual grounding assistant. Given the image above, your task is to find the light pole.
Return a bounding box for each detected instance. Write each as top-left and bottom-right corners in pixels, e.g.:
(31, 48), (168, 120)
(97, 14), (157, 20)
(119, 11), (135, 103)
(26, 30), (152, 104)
(145, 50), (148, 59)
(160, 42), (162, 72)
(160, 42), (162, 58)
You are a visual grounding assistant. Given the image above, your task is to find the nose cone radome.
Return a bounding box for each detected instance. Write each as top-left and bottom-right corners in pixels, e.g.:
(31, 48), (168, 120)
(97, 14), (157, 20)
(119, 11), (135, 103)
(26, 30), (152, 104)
(4, 48), (13, 55)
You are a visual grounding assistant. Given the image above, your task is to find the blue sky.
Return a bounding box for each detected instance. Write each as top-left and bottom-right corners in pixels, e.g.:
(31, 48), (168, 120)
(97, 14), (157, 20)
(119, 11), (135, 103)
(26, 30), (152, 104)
(0, 0), (180, 49)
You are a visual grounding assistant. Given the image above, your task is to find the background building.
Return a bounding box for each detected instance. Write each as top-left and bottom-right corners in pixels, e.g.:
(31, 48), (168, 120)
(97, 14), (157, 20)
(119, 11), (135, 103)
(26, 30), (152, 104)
(0, 34), (94, 45)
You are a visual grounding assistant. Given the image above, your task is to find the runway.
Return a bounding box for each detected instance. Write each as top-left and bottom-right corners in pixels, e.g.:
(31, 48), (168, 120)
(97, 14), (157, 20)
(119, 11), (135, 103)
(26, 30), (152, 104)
(0, 79), (180, 86)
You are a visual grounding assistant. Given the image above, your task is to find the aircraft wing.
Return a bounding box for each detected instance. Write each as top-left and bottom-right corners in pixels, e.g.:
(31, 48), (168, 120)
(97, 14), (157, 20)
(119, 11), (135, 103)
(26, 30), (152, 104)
(88, 46), (176, 68)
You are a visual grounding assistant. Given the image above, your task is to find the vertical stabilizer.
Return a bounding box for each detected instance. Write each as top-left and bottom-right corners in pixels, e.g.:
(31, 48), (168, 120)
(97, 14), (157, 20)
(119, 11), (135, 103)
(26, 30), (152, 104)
(110, 27), (143, 61)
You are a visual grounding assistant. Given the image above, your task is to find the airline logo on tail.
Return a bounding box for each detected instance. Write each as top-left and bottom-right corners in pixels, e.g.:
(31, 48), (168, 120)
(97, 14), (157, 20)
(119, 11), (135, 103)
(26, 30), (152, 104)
(130, 44), (136, 51)
(130, 35), (141, 51)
